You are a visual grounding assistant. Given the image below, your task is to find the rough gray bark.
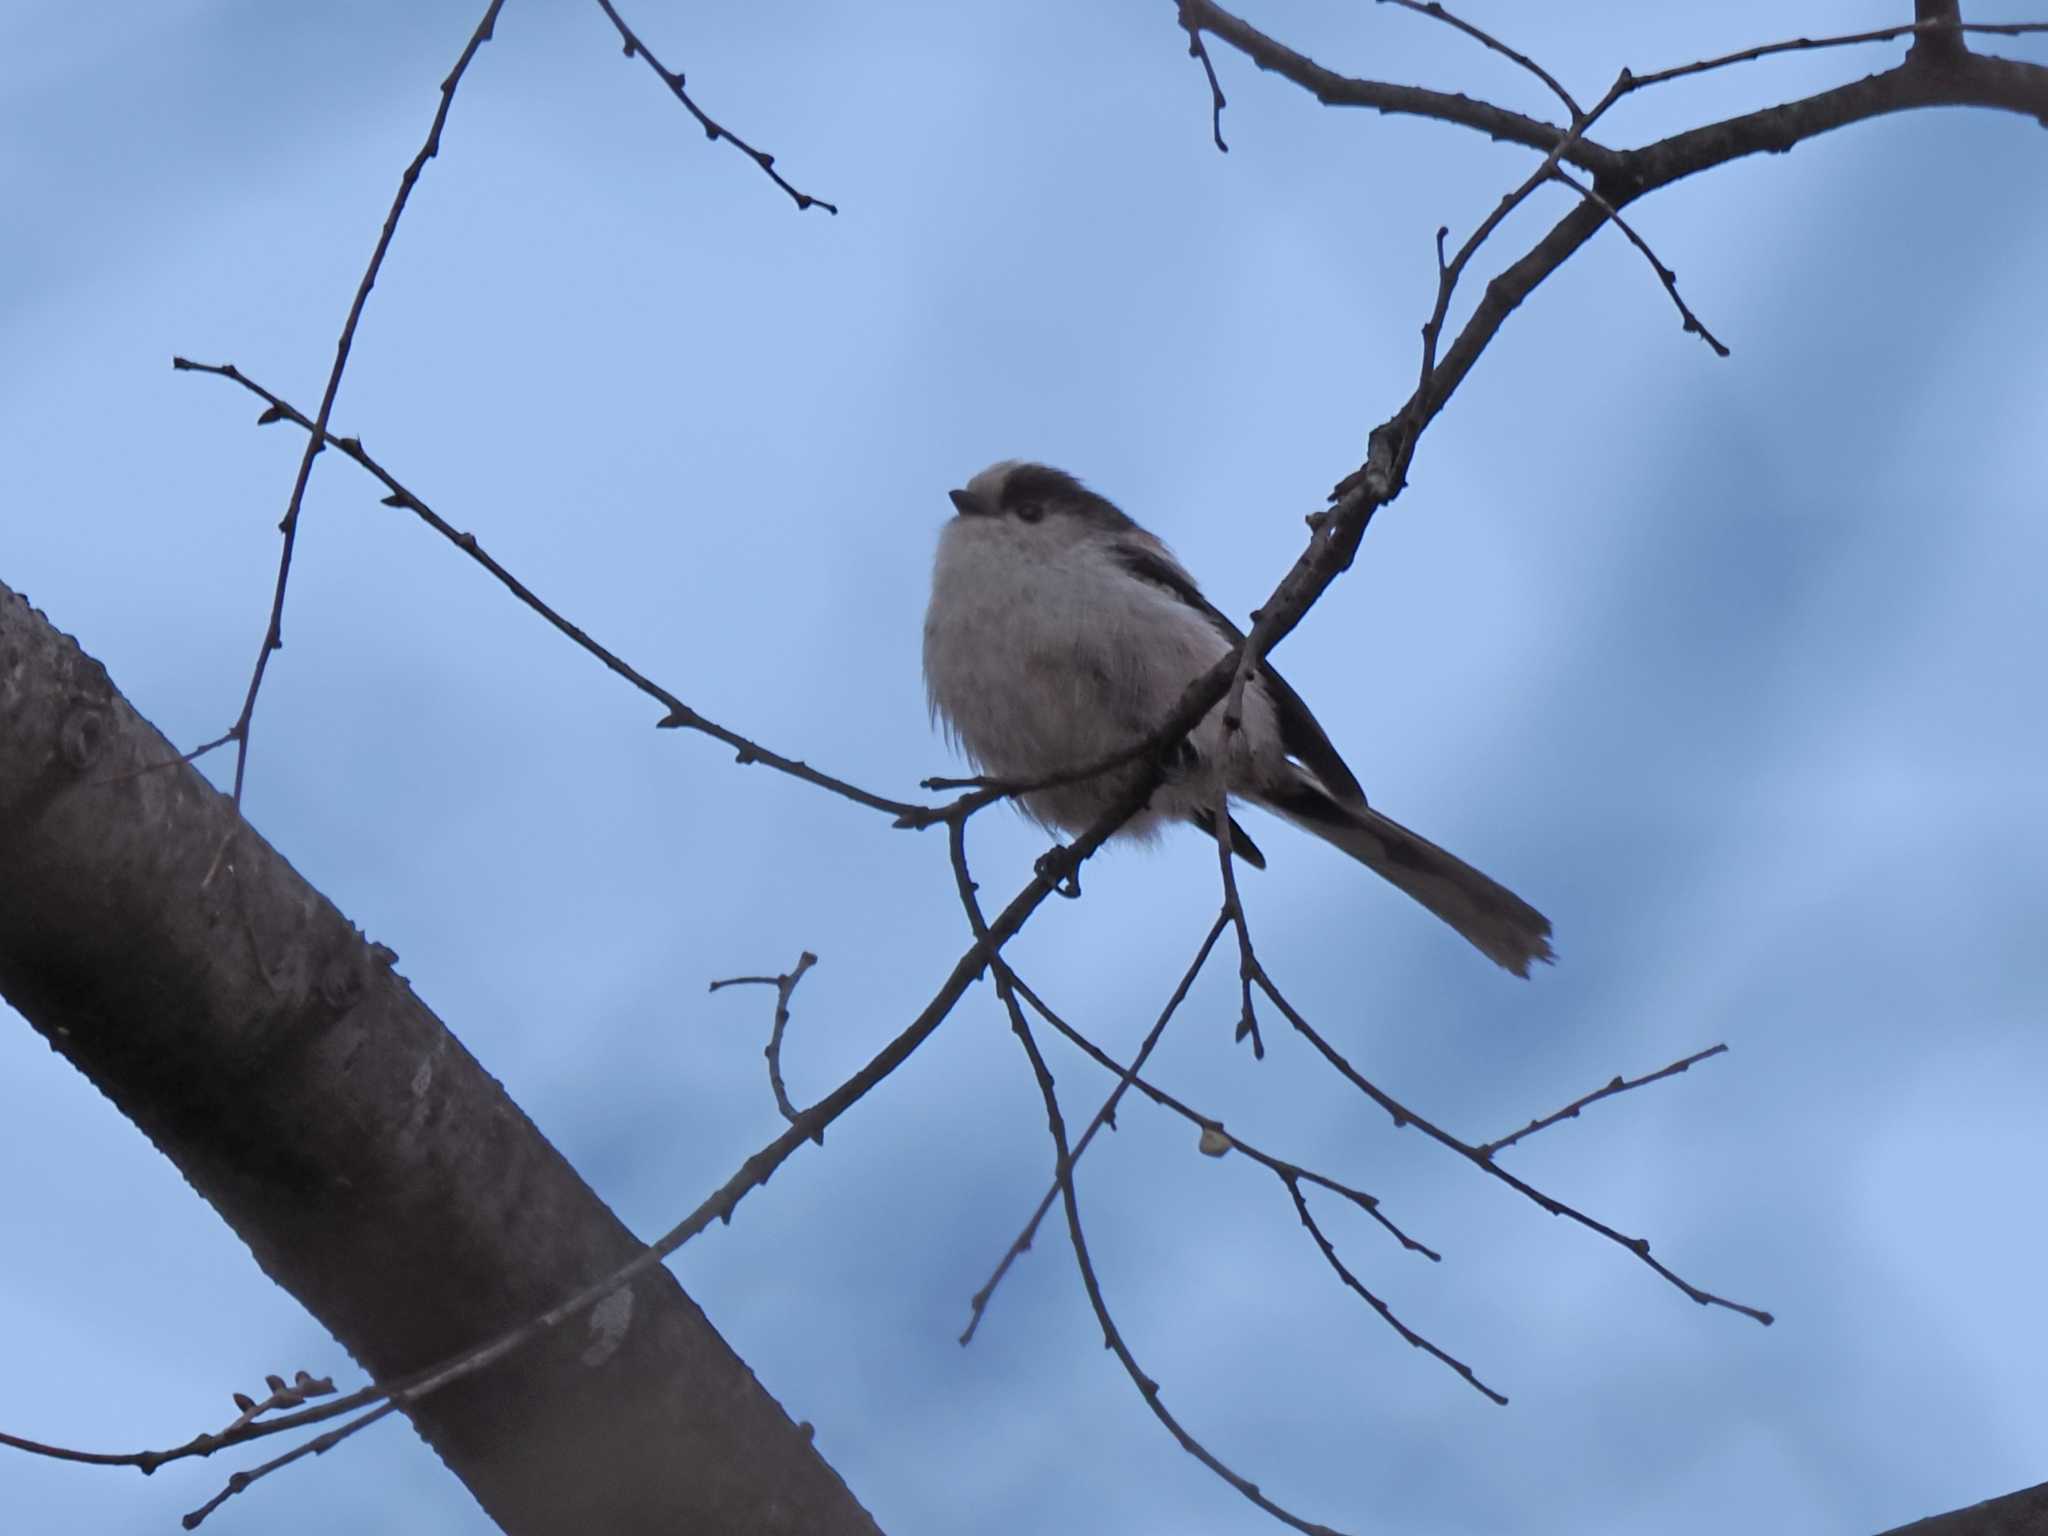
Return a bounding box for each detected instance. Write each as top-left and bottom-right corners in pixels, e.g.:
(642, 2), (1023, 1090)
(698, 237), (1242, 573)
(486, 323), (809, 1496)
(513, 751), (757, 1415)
(0, 576), (881, 1535)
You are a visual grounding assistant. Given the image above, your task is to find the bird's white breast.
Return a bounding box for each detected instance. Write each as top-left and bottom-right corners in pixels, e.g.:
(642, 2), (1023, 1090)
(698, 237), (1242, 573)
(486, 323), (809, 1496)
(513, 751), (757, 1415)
(922, 515), (1276, 834)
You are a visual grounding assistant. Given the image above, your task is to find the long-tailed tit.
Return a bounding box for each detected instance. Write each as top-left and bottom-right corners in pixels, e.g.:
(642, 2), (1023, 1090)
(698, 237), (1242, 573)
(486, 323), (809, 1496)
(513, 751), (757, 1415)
(922, 460), (1554, 976)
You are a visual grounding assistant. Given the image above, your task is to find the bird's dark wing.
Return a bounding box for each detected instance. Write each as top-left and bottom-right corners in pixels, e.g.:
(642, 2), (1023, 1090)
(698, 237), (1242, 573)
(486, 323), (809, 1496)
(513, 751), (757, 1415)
(1109, 540), (1367, 806)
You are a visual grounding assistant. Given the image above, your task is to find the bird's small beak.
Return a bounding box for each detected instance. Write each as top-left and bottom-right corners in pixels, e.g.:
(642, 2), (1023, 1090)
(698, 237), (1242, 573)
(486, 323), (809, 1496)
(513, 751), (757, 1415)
(948, 487), (991, 518)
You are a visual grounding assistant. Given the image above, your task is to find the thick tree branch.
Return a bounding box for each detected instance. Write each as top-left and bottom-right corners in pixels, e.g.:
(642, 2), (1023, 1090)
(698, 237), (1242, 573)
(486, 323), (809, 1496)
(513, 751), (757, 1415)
(1911, 0), (1968, 65)
(0, 581), (881, 1536)
(1879, 1477), (2048, 1535)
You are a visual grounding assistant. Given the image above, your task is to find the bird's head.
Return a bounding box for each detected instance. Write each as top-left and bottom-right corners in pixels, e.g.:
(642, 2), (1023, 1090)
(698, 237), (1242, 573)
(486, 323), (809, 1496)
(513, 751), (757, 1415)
(945, 461), (1138, 545)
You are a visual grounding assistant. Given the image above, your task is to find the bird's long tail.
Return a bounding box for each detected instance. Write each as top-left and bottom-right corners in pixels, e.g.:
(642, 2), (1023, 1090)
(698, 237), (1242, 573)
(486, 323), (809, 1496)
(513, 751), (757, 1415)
(1260, 787), (1554, 977)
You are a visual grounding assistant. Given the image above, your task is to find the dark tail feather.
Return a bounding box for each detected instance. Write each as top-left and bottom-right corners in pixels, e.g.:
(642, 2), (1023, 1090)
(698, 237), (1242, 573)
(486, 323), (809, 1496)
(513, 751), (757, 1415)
(1262, 787), (1554, 977)
(1193, 807), (1268, 869)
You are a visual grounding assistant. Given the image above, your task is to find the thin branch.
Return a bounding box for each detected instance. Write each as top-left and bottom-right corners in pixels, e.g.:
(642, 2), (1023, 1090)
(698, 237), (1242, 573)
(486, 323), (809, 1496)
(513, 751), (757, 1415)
(1379, 0), (1582, 120)
(1624, 17), (2048, 95)
(710, 950), (821, 1130)
(1254, 974), (1772, 1326)
(1281, 1174), (1506, 1405)
(1009, 1003), (1345, 1535)
(1190, 4), (2048, 433)
(1175, 0), (1231, 151)
(1305, 50), (2048, 580)
(1477, 1043), (1729, 1160)
(172, 359), (923, 823)
(0, 1372), (343, 1478)
(592, 0), (836, 213)
(947, 831), (1346, 1536)
(183, 1403), (400, 1531)
(1546, 165), (1729, 356)
(1123, 822), (1506, 1399)
(1178, 0), (1626, 179)
(1211, 787), (1264, 1059)
(906, 715), (1209, 830)
(959, 911), (1230, 1345)
(994, 970), (1485, 1403)
(1005, 972), (1439, 1265)
(1415, 62), (1619, 388)
(210, 0), (505, 808)
(906, 633), (1279, 838)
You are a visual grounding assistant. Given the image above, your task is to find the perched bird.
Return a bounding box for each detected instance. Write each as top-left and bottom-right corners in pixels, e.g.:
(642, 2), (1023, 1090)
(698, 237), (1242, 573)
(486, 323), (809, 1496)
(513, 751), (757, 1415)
(922, 460), (1553, 976)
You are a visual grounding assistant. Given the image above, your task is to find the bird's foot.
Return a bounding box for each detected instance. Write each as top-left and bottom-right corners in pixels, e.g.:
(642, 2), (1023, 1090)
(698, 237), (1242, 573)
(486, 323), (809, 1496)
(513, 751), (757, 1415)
(1034, 847), (1082, 899)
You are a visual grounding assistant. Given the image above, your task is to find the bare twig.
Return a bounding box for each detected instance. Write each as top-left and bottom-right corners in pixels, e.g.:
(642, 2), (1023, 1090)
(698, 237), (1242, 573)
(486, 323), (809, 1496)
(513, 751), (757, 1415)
(1415, 69), (1613, 388)
(1477, 1043), (1729, 1160)
(1006, 972), (1439, 1265)
(1175, 0), (1232, 151)
(1188, 3), (2048, 406)
(959, 911), (1230, 1345)
(990, 970), (1487, 1403)
(217, 1372), (336, 1439)
(1008, 1002), (1346, 1535)
(1623, 16), (2048, 95)
(1211, 788), (1264, 1059)
(1254, 975), (1773, 1326)
(905, 707), (1218, 830)
(1185, 0), (2048, 181)
(207, 0), (506, 808)
(593, 0), (836, 213)
(947, 828), (1346, 1536)
(0, 1371), (337, 1475)
(1281, 1174), (1506, 1405)
(1546, 165), (1729, 356)
(173, 359), (923, 823)
(1379, 0), (1582, 120)
(1140, 805), (1514, 1399)
(183, 1403), (400, 1531)
(1176, 0), (1626, 179)
(710, 950), (821, 1129)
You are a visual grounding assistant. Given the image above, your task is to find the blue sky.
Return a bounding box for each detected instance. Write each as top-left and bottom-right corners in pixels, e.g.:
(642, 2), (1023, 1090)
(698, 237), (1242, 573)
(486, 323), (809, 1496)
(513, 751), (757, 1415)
(3, 4), (2045, 1533)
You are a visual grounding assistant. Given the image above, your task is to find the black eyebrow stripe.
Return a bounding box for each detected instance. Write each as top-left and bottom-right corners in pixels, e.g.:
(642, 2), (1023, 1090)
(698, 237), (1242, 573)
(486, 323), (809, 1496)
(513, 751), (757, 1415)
(998, 464), (1086, 507)
(999, 465), (1139, 534)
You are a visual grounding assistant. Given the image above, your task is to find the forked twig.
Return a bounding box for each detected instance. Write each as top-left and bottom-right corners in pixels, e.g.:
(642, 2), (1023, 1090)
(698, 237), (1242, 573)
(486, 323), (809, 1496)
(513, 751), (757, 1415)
(959, 912), (1229, 1344)
(206, 0), (507, 807)
(947, 826), (1347, 1536)
(184, 1403), (400, 1530)
(1006, 972), (1439, 1265)
(173, 359), (921, 823)
(980, 966), (1494, 1405)
(1256, 976), (1771, 1326)
(1211, 789), (1265, 1059)
(710, 951), (821, 1130)
(1176, 0), (1232, 150)
(1282, 1175), (1505, 1405)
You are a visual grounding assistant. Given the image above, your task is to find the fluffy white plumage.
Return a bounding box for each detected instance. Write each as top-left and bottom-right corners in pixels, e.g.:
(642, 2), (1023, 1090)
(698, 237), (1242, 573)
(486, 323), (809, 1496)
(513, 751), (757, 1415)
(923, 460), (1553, 975)
(924, 460), (1278, 839)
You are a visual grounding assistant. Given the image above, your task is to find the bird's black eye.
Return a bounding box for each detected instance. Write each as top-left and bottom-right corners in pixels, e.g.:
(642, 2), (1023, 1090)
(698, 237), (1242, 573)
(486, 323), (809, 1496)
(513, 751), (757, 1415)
(1013, 500), (1045, 524)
